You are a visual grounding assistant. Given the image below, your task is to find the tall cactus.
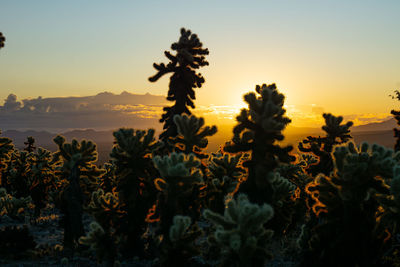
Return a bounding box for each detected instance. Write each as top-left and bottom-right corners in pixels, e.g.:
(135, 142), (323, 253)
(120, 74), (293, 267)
(298, 113), (353, 176)
(52, 136), (104, 250)
(149, 28), (209, 146)
(0, 131), (13, 187)
(224, 83), (295, 206)
(109, 128), (160, 254)
(0, 32), (5, 49)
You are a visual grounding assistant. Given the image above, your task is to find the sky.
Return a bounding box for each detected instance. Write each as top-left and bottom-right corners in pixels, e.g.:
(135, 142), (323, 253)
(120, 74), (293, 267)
(0, 0), (400, 127)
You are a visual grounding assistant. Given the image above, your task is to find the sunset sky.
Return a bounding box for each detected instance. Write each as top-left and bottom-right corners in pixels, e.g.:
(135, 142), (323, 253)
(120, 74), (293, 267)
(1, 1), (399, 127)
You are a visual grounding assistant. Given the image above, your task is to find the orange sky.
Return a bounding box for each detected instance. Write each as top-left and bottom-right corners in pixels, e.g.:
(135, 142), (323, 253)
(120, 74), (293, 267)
(0, 1), (399, 127)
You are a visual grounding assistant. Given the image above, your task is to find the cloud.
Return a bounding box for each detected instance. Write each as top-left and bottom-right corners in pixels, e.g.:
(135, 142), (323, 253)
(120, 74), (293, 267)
(0, 92), (166, 132)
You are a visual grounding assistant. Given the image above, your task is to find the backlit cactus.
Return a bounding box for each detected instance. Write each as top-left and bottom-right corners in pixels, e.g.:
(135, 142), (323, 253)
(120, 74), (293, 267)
(172, 114), (217, 159)
(298, 113), (353, 176)
(204, 194), (274, 267)
(149, 28), (209, 146)
(224, 83), (295, 206)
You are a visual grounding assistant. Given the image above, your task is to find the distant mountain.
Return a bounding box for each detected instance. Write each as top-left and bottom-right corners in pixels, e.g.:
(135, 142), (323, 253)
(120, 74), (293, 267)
(352, 118), (396, 132)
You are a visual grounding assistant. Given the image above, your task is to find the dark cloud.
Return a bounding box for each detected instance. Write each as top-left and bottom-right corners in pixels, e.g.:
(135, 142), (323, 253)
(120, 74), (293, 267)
(0, 91), (167, 132)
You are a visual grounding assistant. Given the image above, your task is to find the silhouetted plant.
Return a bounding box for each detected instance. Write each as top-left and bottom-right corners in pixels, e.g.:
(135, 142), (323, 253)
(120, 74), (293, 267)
(29, 147), (57, 217)
(79, 221), (119, 267)
(390, 90), (400, 151)
(0, 32), (5, 49)
(52, 136), (104, 250)
(224, 83), (296, 206)
(0, 187), (31, 220)
(205, 152), (245, 213)
(159, 215), (202, 267)
(149, 28), (209, 147)
(109, 128), (160, 255)
(24, 136), (36, 153)
(0, 131), (13, 187)
(151, 152), (204, 243)
(298, 113), (353, 176)
(5, 150), (32, 198)
(204, 194), (274, 267)
(301, 142), (400, 266)
(171, 114), (217, 159)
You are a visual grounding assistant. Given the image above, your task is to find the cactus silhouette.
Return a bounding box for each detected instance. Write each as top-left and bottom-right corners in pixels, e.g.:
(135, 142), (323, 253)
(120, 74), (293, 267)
(298, 113), (353, 176)
(0, 131), (13, 187)
(225, 83), (295, 206)
(24, 136), (36, 153)
(149, 28), (209, 147)
(0, 32), (5, 49)
(204, 194), (274, 267)
(109, 128), (160, 254)
(152, 152), (204, 243)
(302, 142), (400, 266)
(171, 114), (217, 159)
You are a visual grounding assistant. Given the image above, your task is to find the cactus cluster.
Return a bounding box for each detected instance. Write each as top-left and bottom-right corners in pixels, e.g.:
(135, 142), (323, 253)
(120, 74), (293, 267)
(2, 27), (400, 267)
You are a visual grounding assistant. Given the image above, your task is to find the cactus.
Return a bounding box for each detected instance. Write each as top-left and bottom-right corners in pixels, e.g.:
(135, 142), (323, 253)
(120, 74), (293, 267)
(29, 147), (56, 217)
(79, 221), (119, 266)
(171, 114), (217, 159)
(159, 215), (202, 267)
(224, 83), (295, 205)
(53, 136), (104, 250)
(5, 150), (32, 198)
(109, 128), (160, 254)
(298, 113), (353, 176)
(152, 152), (204, 242)
(149, 28), (209, 147)
(302, 142), (400, 266)
(203, 194), (274, 267)
(0, 131), (13, 187)
(205, 153), (245, 213)
(53, 135), (104, 201)
(0, 187), (31, 220)
(0, 32), (5, 49)
(24, 136), (36, 153)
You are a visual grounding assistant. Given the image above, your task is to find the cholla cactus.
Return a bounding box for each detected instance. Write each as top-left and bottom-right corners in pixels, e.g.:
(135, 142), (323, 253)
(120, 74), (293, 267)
(159, 215), (202, 267)
(224, 83), (295, 206)
(110, 128), (160, 252)
(79, 221), (119, 266)
(152, 152), (204, 242)
(86, 189), (125, 233)
(149, 28), (209, 146)
(205, 153), (245, 213)
(29, 148), (56, 216)
(171, 114), (217, 159)
(0, 131), (13, 186)
(53, 136), (104, 249)
(0, 32), (5, 49)
(302, 142), (400, 266)
(53, 135), (103, 197)
(204, 194), (274, 267)
(298, 113), (353, 176)
(5, 150), (32, 198)
(24, 136), (36, 152)
(0, 187), (31, 219)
